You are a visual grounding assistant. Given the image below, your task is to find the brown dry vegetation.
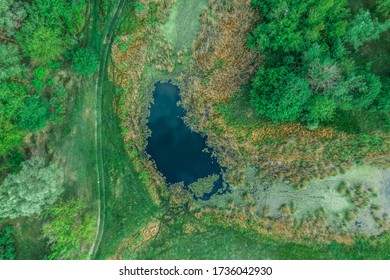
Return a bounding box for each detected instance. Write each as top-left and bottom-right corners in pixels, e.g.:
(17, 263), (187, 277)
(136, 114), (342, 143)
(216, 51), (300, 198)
(190, 0), (260, 103)
(195, 208), (353, 245)
(110, 219), (161, 260)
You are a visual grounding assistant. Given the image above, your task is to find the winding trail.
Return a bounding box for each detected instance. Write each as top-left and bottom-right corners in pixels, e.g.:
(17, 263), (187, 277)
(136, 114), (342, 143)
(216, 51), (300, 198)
(89, 0), (127, 259)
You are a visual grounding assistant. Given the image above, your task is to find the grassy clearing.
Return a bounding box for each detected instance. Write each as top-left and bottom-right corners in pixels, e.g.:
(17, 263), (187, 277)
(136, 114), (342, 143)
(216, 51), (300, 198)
(162, 0), (207, 50)
(11, 216), (50, 259)
(56, 0), (163, 260)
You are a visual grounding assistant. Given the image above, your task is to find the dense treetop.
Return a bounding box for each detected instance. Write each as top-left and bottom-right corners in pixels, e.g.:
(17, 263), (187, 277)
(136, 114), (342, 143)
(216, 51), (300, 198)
(0, 157), (64, 219)
(248, 0), (390, 127)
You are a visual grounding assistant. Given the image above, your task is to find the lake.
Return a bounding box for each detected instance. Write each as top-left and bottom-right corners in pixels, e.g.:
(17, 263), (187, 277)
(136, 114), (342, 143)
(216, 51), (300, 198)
(146, 82), (225, 200)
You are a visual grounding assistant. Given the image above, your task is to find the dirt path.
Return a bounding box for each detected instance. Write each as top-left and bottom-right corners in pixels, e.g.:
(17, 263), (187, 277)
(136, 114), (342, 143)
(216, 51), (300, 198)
(89, 0), (127, 259)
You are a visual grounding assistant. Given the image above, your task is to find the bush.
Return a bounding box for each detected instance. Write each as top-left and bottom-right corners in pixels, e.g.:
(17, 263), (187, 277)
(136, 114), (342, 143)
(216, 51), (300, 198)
(71, 48), (99, 76)
(17, 95), (50, 131)
(43, 199), (95, 260)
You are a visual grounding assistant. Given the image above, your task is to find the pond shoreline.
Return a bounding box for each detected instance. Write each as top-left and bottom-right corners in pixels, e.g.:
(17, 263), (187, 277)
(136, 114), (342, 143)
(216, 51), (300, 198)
(146, 81), (225, 200)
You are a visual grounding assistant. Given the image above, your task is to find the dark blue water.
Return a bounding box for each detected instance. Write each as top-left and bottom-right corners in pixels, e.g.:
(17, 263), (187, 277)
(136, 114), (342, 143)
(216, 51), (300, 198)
(146, 82), (226, 200)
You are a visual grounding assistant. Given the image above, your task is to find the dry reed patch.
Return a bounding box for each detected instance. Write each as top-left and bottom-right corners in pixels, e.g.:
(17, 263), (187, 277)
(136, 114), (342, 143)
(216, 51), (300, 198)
(189, 0), (260, 104)
(110, 219), (161, 260)
(195, 208), (353, 245)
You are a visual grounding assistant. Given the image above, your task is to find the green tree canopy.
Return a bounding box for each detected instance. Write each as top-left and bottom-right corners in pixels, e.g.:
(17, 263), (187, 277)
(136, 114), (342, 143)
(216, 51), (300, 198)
(0, 0), (26, 37)
(306, 95), (337, 126)
(248, 0), (388, 127)
(375, 79), (390, 114)
(345, 9), (390, 50)
(377, 0), (390, 18)
(0, 44), (26, 81)
(0, 157), (64, 219)
(248, 0), (350, 52)
(0, 120), (24, 157)
(250, 67), (312, 122)
(18, 23), (66, 63)
(27, 0), (86, 33)
(0, 82), (28, 156)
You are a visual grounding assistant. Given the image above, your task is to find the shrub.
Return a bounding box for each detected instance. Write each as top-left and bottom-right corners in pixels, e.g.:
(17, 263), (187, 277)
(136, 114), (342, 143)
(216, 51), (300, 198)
(17, 95), (50, 131)
(71, 48), (99, 76)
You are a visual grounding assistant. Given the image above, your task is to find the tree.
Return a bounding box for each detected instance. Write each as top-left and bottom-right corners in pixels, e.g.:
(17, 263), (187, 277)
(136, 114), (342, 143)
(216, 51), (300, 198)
(0, 0), (27, 37)
(250, 68), (312, 122)
(0, 120), (24, 157)
(248, 0), (350, 52)
(0, 82), (27, 121)
(17, 95), (50, 131)
(71, 48), (99, 76)
(306, 96), (336, 126)
(31, 66), (48, 93)
(18, 24), (66, 63)
(304, 44), (342, 93)
(344, 9), (390, 50)
(350, 72), (382, 109)
(0, 44), (26, 81)
(0, 157), (64, 219)
(377, 0), (390, 18)
(271, 74), (313, 122)
(0, 225), (15, 260)
(375, 78), (390, 114)
(247, 1), (388, 127)
(15, 0), (87, 64)
(27, 0), (86, 33)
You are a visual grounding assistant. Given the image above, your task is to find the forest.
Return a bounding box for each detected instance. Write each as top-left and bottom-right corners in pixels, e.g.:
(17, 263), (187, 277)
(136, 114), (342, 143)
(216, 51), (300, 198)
(0, 0), (389, 260)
